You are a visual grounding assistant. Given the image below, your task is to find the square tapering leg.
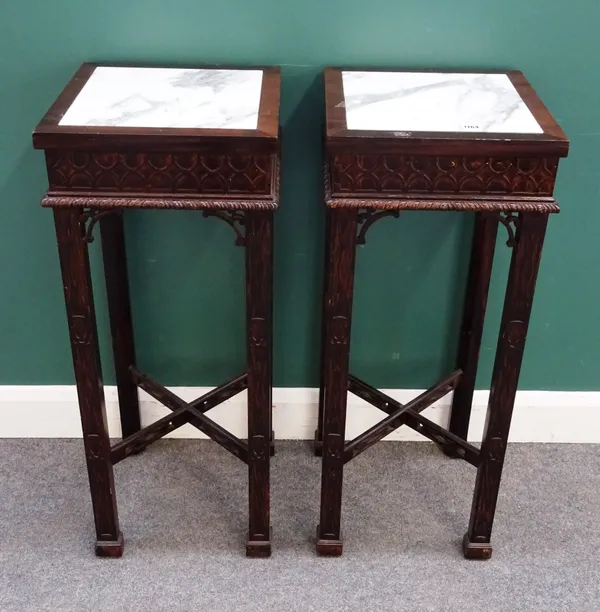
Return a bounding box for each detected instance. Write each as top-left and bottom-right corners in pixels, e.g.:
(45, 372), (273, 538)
(464, 213), (548, 559)
(315, 208), (332, 457)
(54, 208), (123, 558)
(245, 211), (273, 557)
(445, 212), (498, 449)
(99, 212), (141, 440)
(316, 208), (357, 556)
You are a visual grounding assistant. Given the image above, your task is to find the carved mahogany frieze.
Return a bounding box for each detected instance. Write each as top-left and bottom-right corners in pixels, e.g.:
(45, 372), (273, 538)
(331, 155), (558, 197)
(46, 150), (273, 196)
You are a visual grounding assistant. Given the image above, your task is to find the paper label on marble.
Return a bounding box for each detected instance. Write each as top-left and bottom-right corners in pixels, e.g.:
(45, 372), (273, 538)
(342, 72), (543, 134)
(59, 67), (263, 129)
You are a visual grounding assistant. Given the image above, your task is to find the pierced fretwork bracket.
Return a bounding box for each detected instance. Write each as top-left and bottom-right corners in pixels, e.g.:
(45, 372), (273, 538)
(496, 212), (521, 248)
(356, 208), (400, 245)
(81, 208), (122, 244)
(203, 210), (246, 246)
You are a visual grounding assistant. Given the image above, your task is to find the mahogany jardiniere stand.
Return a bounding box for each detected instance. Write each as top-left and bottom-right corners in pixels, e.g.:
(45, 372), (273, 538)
(33, 63), (280, 558)
(315, 68), (569, 559)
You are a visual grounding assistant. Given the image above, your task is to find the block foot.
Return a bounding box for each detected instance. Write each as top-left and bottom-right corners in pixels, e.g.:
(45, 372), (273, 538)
(246, 527), (272, 558)
(270, 430), (275, 457)
(316, 526), (343, 556)
(462, 533), (493, 560)
(95, 532), (124, 558)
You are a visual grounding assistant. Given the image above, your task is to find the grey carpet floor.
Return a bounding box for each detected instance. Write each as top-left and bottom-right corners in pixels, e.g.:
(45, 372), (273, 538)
(0, 440), (599, 611)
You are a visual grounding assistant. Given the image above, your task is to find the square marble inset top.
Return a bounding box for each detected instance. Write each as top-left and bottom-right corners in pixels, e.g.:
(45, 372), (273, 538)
(59, 67), (263, 130)
(342, 71), (543, 134)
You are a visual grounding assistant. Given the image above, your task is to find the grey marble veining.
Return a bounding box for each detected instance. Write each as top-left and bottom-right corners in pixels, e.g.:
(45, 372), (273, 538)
(342, 71), (542, 134)
(59, 67), (263, 129)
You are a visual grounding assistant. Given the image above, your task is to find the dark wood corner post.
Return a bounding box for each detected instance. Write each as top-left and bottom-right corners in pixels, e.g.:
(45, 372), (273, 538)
(446, 212), (499, 445)
(245, 210), (274, 557)
(315, 208), (332, 456)
(463, 212), (549, 559)
(99, 211), (141, 439)
(316, 207), (358, 556)
(53, 208), (123, 558)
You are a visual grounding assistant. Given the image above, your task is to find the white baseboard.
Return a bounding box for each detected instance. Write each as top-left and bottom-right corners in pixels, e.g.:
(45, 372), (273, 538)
(0, 385), (599, 442)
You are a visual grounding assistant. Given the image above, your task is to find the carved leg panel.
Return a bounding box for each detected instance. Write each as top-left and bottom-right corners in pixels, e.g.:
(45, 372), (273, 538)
(53, 208), (123, 558)
(99, 212), (141, 440)
(464, 212), (548, 560)
(316, 208), (357, 556)
(446, 212), (498, 446)
(245, 210), (273, 558)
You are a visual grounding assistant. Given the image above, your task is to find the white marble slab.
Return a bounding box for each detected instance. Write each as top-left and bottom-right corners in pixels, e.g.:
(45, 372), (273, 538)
(342, 71), (542, 134)
(59, 67), (263, 129)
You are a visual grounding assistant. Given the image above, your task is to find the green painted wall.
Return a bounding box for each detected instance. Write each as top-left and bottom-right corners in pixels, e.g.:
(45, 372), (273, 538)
(0, 0), (598, 390)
